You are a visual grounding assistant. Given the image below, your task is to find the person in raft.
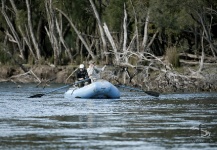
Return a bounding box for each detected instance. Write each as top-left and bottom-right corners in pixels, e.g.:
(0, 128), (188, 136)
(76, 64), (90, 87)
(87, 60), (106, 83)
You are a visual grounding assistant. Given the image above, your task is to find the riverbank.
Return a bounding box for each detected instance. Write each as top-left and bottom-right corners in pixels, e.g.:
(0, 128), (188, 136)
(0, 64), (76, 83)
(1, 64), (217, 93)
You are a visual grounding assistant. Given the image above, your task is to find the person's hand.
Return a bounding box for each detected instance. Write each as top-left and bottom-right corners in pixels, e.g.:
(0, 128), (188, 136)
(102, 65), (106, 71)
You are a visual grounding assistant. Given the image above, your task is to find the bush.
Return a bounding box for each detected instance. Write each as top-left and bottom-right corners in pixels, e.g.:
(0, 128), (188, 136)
(0, 49), (11, 65)
(165, 47), (180, 68)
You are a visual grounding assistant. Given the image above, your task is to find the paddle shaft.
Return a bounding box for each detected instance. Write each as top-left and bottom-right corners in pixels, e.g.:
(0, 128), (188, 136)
(44, 84), (72, 95)
(117, 85), (143, 92)
(29, 78), (90, 98)
(115, 84), (160, 97)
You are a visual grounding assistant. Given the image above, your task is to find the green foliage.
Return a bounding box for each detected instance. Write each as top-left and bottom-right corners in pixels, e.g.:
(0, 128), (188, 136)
(0, 0), (216, 67)
(49, 55), (54, 65)
(39, 57), (46, 65)
(126, 0), (150, 36)
(60, 52), (70, 65)
(149, 0), (194, 34)
(16, 10), (27, 29)
(103, 0), (127, 31)
(0, 43), (12, 65)
(55, 0), (92, 30)
(0, 50), (11, 65)
(74, 56), (82, 65)
(127, 0), (149, 20)
(165, 47), (180, 68)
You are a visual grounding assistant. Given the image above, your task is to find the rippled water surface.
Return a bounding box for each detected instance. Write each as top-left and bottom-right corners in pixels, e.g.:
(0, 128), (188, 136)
(0, 82), (217, 150)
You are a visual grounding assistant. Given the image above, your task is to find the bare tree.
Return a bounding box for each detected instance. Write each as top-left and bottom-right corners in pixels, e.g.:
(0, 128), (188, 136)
(142, 9), (150, 50)
(26, 0), (41, 60)
(129, 0), (140, 52)
(89, 0), (108, 63)
(103, 23), (120, 63)
(55, 15), (73, 61)
(11, 0), (38, 61)
(55, 8), (96, 60)
(1, 0), (25, 60)
(192, 7), (217, 59)
(45, 0), (60, 65)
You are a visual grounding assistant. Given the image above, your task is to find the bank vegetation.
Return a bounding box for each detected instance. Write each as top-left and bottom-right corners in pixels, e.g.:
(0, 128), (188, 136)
(1, 0), (217, 93)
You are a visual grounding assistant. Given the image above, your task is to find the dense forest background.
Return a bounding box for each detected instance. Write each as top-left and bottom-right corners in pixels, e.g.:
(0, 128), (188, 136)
(1, 0), (217, 92)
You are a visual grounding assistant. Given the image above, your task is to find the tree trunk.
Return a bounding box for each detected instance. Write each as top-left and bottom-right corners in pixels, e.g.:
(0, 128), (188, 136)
(1, 0), (25, 60)
(89, 0), (108, 63)
(3, 35), (28, 73)
(26, 0), (41, 61)
(198, 31), (205, 72)
(103, 23), (120, 64)
(8, 0), (37, 61)
(123, 4), (128, 63)
(196, 10), (217, 59)
(56, 8), (96, 60)
(45, 0), (60, 65)
(55, 15), (73, 61)
(142, 9), (150, 51)
(129, 0), (140, 52)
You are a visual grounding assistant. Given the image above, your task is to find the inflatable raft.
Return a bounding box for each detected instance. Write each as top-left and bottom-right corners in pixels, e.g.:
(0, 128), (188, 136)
(64, 80), (120, 99)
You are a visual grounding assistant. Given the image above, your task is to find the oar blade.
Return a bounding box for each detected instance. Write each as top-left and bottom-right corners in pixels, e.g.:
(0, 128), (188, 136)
(144, 91), (160, 97)
(28, 94), (45, 98)
(115, 84), (160, 97)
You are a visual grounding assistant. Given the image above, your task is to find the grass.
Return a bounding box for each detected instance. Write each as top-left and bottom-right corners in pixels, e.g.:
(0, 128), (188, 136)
(165, 47), (180, 68)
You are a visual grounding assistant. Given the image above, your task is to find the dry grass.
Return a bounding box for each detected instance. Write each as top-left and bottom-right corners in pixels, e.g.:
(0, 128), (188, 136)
(165, 47), (180, 68)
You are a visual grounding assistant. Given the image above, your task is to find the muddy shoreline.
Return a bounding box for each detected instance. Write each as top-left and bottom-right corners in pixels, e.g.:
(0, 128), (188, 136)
(0, 65), (76, 83)
(1, 64), (217, 93)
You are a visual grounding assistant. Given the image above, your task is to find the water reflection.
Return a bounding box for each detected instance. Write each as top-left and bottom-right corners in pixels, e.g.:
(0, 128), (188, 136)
(0, 83), (216, 149)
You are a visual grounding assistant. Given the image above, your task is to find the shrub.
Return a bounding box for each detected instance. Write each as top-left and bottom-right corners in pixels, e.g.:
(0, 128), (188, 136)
(0, 49), (11, 65)
(165, 47), (180, 68)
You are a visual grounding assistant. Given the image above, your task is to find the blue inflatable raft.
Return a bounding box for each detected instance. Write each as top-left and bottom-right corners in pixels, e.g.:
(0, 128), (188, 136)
(64, 80), (120, 99)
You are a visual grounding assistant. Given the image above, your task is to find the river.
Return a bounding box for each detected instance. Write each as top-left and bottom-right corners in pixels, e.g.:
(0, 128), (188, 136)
(0, 82), (217, 150)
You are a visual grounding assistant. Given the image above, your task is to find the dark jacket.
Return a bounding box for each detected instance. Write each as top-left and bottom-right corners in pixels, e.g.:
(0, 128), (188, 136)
(76, 69), (89, 80)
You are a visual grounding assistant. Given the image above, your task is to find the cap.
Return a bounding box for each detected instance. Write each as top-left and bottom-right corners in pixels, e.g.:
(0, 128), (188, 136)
(79, 64), (84, 69)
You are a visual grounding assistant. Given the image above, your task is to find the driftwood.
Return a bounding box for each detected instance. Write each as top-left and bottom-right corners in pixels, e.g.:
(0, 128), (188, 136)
(65, 68), (78, 83)
(101, 47), (217, 93)
(36, 77), (56, 88)
(179, 53), (215, 62)
(10, 70), (41, 83)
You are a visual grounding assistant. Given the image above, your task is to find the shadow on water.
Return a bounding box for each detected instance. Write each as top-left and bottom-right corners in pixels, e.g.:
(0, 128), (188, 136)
(0, 82), (217, 149)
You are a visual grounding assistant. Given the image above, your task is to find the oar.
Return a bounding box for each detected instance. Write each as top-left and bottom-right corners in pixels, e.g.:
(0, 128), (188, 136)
(115, 84), (160, 97)
(28, 78), (90, 98)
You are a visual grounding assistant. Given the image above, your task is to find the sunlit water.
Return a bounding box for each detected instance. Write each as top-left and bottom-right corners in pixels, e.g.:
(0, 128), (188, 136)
(0, 82), (217, 150)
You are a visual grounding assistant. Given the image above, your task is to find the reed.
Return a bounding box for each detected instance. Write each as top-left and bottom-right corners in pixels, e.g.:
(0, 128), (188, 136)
(165, 47), (180, 68)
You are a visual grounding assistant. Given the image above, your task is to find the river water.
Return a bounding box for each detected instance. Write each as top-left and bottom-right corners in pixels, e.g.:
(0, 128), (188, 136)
(0, 82), (217, 150)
